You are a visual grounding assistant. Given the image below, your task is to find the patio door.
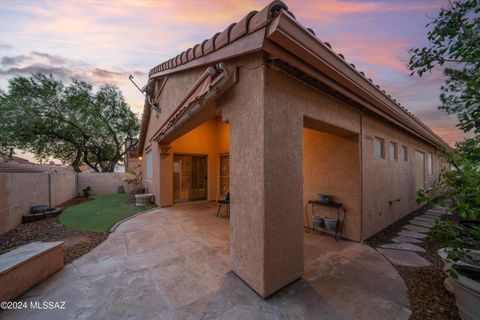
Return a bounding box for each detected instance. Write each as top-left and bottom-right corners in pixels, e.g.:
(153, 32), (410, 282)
(414, 151), (425, 191)
(173, 155), (207, 203)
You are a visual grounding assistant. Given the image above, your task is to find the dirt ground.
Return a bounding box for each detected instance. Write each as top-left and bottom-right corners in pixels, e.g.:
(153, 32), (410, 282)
(0, 197), (107, 263)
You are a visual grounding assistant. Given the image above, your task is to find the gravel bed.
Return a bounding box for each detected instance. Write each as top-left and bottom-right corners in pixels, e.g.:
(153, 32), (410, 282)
(365, 207), (460, 320)
(0, 197), (107, 264)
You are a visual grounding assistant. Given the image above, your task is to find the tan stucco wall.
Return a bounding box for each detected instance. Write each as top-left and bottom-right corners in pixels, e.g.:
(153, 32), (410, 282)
(142, 65), (209, 206)
(0, 243), (63, 302)
(360, 113), (442, 239)
(218, 54), (274, 296)
(263, 67), (442, 241)
(303, 128), (361, 241)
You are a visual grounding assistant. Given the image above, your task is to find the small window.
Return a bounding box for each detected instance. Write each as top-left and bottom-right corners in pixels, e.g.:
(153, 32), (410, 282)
(400, 145), (408, 161)
(427, 152), (433, 175)
(146, 150), (153, 180)
(374, 137), (385, 159)
(390, 142), (398, 160)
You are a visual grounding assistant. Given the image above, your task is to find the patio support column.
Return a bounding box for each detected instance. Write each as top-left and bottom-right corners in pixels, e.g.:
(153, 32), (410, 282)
(225, 61), (304, 298)
(262, 77), (304, 297)
(159, 143), (173, 207)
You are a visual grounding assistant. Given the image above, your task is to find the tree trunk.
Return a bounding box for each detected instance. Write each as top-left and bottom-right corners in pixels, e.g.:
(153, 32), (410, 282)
(72, 149), (82, 173)
(82, 149), (99, 172)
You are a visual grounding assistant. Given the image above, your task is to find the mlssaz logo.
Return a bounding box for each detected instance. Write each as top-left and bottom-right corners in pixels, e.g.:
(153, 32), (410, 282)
(29, 301), (66, 310)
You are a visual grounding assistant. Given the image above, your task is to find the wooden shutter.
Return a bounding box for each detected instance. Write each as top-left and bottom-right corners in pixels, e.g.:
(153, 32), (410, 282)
(174, 155), (191, 203)
(219, 155), (229, 195)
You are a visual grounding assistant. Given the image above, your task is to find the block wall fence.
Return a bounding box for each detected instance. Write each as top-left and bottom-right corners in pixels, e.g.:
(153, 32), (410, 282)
(0, 172), (136, 234)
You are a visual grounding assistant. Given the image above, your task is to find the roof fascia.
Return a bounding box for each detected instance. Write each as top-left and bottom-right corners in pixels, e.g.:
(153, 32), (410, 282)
(149, 28), (266, 79)
(266, 12), (447, 148)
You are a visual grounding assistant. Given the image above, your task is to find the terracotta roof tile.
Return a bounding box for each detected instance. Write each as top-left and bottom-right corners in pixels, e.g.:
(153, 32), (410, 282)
(148, 1), (287, 76)
(180, 51), (188, 64)
(230, 11), (257, 42)
(215, 23), (236, 50)
(203, 32), (220, 55)
(186, 48), (194, 61)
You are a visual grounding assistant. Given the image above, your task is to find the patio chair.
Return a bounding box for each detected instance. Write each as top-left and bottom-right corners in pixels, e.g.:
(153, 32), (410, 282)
(216, 192), (230, 217)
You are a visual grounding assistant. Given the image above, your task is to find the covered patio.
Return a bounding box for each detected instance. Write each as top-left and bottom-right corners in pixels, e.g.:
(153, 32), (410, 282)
(2, 204), (411, 320)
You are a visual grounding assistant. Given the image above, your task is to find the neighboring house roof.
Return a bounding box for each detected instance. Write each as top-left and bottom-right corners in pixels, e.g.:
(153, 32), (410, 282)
(0, 156), (73, 173)
(139, 0), (448, 154)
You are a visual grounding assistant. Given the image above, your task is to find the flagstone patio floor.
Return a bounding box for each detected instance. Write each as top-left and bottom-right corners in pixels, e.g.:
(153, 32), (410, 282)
(1, 202), (411, 320)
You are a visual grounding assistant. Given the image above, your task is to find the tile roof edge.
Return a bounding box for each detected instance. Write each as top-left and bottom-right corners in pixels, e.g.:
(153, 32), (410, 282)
(148, 0), (289, 77)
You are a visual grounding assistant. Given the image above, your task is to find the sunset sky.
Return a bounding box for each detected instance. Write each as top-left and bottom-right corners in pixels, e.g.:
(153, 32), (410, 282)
(0, 0), (469, 152)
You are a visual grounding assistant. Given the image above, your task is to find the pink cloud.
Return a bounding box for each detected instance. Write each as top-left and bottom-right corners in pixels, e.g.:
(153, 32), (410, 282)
(309, 1), (445, 14)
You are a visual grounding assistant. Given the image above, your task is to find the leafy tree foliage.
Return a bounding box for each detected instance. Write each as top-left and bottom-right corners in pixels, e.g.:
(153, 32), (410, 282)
(408, 0), (479, 133)
(411, 1), (480, 264)
(0, 74), (139, 172)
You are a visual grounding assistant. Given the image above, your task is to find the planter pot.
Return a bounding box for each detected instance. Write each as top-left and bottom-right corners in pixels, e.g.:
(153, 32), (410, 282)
(134, 193), (153, 206)
(438, 248), (480, 320)
(30, 205), (50, 214)
(317, 194), (332, 204)
(439, 248), (480, 274)
(452, 274), (480, 320)
(324, 218), (337, 230)
(313, 216), (324, 229)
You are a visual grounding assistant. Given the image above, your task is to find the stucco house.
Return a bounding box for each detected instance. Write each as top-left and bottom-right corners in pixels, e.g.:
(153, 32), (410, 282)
(137, 1), (447, 297)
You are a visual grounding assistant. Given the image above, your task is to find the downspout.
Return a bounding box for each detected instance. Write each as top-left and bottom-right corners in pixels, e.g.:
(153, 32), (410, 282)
(351, 107), (364, 241)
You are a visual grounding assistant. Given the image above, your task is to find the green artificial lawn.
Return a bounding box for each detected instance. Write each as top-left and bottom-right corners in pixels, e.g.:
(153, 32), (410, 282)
(59, 194), (156, 232)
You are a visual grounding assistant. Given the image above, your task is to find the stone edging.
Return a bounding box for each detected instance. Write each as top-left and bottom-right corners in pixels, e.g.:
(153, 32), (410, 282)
(109, 207), (159, 233)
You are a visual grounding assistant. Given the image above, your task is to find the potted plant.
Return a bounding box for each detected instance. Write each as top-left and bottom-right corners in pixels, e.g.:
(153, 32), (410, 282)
(82, 186), (91, 198)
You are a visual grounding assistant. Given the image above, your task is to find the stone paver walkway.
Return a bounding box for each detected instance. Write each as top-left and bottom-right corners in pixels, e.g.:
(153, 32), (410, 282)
(377, 249), (432, 267)
(377, 205), (449, 268)
(2, 203), (411, 320)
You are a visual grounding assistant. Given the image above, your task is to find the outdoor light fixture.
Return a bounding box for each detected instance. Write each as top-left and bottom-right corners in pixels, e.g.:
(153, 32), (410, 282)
(207, 63), (224, 75)
(138, 156), (142, 160)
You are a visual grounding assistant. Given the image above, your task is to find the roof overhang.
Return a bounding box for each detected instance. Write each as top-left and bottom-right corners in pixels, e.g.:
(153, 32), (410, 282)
(149, 66), (238, 144)
(264, 11), (447, 149)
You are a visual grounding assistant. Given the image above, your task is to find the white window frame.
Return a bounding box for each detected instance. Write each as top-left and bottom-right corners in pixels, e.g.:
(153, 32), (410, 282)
(427, 152), (433, 175)
(390, 142), (398, 160)
(374, 137), (385, 159)
(145, 149), (153, 180)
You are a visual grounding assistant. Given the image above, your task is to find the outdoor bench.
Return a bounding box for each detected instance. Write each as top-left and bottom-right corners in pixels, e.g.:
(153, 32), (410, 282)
(0, 241), (64, 302)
